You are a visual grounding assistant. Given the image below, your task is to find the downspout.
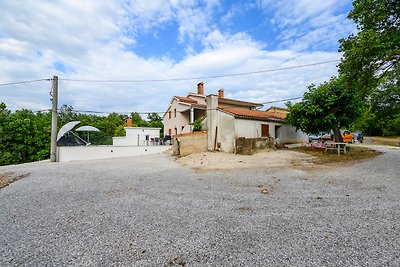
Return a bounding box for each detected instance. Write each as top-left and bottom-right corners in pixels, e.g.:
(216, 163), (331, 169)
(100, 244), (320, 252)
(190, 105), (194, 132)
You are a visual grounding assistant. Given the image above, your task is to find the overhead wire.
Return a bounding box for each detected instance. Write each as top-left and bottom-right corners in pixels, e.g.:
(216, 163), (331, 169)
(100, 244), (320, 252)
(59, 59), (340, 83)
(262, 96), (302, 104)
(0, 78), (51, 87)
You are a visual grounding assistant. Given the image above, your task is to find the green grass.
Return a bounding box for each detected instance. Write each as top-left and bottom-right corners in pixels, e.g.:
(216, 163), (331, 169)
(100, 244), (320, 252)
(370, 136), (400, 147)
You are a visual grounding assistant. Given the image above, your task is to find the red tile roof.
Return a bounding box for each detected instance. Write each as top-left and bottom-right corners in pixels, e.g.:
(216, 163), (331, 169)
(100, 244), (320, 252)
(174, 96), (198, 104)
(222, 107), (286, 121)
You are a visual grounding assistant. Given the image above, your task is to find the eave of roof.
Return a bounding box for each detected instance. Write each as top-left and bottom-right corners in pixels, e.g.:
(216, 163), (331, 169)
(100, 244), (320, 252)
(217, 96), (263, 108)
(174, 96), (198, 104)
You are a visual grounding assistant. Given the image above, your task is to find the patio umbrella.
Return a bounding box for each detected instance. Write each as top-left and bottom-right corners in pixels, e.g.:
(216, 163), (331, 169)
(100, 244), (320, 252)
(75, 125), (100, 143)
(57, 121), (80, 141)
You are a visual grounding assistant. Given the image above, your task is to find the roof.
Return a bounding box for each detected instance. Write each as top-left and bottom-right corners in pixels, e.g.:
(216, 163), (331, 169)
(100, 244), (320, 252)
(174, 96), (198, 104)
(216, 96), (263, 108)
(265, 106), (289, 114)
(222, 107), (286, 121)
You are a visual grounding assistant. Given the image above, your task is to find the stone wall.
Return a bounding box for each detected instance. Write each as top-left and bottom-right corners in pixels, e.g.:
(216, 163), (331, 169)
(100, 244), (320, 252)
(235, 137), (275, 155)
(173, 131), (208, 157)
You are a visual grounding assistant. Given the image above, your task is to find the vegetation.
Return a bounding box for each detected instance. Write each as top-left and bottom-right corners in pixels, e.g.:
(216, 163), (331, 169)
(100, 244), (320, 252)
(286, 76), (362, 142)
(287, 0), (399, 137)
(0, 102), (164, 166)
(191, 118), (203, 132)
(340, 0), (400, 136)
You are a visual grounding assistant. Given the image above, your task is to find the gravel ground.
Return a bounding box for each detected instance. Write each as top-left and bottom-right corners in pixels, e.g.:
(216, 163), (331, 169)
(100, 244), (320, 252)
(0, 146), (399, 266)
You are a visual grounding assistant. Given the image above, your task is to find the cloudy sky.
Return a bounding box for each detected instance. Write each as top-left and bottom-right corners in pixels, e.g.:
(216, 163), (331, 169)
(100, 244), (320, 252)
(0, 0), (355, 115)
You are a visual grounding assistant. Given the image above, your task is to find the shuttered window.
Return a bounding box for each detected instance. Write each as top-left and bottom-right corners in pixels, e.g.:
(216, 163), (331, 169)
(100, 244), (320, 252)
(261, 124), (269, 137)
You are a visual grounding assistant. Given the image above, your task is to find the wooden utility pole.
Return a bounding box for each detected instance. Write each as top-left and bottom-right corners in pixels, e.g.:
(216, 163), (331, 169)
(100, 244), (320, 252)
(50, 76), (58, 162)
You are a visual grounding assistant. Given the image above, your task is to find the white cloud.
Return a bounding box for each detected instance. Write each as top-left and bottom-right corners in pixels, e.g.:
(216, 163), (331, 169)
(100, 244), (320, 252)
(0, 0), (348, 114)
(256, 0), (355, 51)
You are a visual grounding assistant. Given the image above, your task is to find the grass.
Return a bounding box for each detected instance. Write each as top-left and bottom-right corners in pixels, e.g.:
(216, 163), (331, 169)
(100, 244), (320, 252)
(0, 172), (29, 189)
(370, 136), (400, 147)
(291, 145), (382, 165)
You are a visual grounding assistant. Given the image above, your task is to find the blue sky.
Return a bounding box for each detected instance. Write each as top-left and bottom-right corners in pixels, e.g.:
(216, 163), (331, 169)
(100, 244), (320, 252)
(0, 0), (355, 114)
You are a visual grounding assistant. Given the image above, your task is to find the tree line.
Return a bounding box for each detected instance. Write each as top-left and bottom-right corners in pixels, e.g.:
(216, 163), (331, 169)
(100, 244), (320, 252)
(0, 103), (163, 166)
(286, 0), (399, 140)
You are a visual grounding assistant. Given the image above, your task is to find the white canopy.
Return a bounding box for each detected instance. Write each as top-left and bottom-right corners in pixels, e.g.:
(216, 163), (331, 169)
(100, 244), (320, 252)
(57, 121), (80, 141)
(76, 126), (100, 132)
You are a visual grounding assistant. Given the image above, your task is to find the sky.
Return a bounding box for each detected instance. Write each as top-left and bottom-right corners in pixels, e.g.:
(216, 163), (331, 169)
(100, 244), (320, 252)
(0, 0), (356, 116)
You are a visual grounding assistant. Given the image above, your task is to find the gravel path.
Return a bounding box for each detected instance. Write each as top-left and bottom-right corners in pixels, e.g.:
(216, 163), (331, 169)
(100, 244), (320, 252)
(0, 146), (399, 266)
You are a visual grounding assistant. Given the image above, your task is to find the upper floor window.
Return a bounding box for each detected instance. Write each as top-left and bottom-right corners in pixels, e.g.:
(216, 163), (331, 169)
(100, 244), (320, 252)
(174, 109), (177, 118)
(168, 110), (171, 119)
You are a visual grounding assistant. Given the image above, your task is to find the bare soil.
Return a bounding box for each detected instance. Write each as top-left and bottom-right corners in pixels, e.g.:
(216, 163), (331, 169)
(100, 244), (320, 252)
(0, 172), (30, 189)
(176, 146), (381, 171)
(176, 149), (317, 171)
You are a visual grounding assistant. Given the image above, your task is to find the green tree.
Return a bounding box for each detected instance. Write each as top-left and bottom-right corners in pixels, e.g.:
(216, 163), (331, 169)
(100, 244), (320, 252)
(286, 76), (362, 141)
(339, 0), (400, 97)
(58, 104), (78, 125)
(114, 124), (127, 137)
(147, 112), (162, 123)
(0, 108), (51, 166)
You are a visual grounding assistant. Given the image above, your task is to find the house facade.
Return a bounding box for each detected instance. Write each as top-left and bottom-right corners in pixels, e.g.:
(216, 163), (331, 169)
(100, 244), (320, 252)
(205, 95), (308, 153)
(163, 82), (262, 137)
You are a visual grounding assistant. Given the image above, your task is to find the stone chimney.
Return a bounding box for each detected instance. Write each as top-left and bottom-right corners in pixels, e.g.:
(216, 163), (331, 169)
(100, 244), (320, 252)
(127, 117), (132, 127)
(218, 88), (224, 98)
(197, 82), (204, 95)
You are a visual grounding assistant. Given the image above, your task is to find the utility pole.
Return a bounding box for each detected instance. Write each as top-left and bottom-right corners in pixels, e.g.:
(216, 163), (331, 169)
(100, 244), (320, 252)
(50, 76), (58, 162)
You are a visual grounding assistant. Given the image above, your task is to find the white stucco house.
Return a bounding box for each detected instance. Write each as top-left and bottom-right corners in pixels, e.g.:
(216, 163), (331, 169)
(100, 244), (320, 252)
(205, 94), (307, 153)
(163, 82), (262, 137)
(112, 127), (161, 146)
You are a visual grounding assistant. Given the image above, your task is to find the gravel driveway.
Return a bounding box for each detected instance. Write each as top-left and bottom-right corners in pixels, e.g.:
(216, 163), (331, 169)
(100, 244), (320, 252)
(1, 146), (399, 266)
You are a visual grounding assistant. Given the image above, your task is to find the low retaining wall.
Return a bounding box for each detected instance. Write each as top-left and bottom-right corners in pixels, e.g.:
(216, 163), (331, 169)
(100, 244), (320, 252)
(57, 145), (170, 162)
(235, 137), (275, 155)
(173, 131), (207, 157)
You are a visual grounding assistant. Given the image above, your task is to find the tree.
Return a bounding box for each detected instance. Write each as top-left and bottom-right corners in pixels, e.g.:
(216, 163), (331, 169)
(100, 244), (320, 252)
(58, 104), (78, 125)
(339, 0), (400, 97)
(147, 112), (162, 123)
(286, 76), (362, 142)
(0, 109), (51, 165)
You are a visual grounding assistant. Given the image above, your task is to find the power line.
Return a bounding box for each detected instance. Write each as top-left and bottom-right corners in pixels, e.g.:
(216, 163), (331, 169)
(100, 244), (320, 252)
(68, 95), (305, 114)
(0, 78), (50, 87)
(59, 59), (340, 83)
(262, 96), (302, 104)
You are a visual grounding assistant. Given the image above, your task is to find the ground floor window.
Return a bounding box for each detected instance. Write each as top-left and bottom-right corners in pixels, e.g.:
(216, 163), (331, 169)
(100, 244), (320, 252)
(261, 124), (270, 137)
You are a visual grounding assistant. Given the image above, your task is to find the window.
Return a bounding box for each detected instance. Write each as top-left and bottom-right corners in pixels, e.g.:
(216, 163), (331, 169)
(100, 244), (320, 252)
(168, 129), (172, 135)
(174, 109), (177, 117)
(261, 124), (270, 137)
(168, 111), (171, 119)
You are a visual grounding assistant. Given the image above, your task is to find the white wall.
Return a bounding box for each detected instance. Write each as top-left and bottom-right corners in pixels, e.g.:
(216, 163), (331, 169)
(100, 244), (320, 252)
(218, 111), (235, 152)
(234, 119), (280, 138)
(57, 145), (170, 162)
(112, 127), (161, 146)
(277, 124), (308, 144)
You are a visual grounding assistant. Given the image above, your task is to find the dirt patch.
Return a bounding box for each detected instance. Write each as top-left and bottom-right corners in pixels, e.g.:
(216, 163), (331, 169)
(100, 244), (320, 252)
(290, 145), (382, 165)
(175, 146), (382, 171)
(0, 172), (30, 189)
(176, 150), (317, 171)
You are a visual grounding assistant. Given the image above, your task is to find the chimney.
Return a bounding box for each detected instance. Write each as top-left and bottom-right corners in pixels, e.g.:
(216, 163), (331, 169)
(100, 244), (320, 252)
(127, 117), (132, 127)
(197, 82), (204, 95)
(218, 88), (224, 98)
